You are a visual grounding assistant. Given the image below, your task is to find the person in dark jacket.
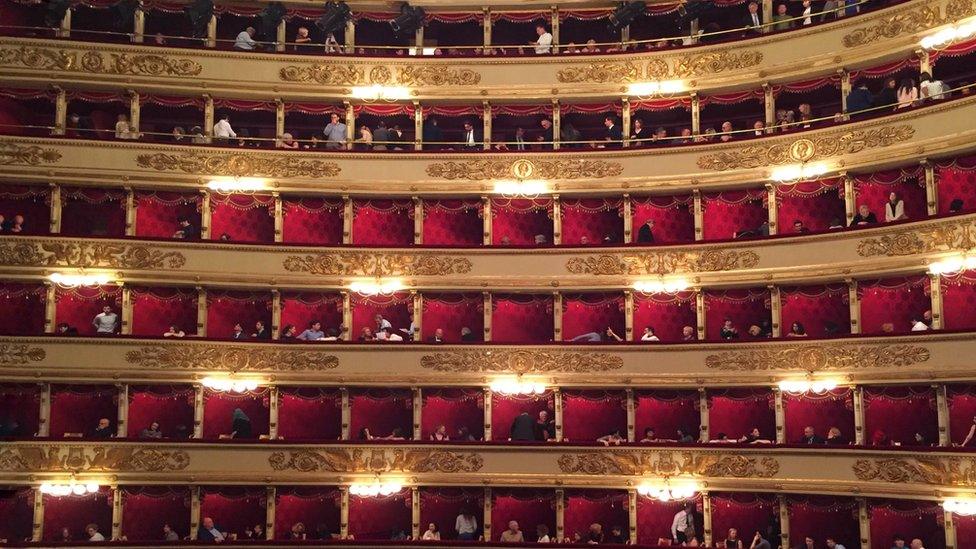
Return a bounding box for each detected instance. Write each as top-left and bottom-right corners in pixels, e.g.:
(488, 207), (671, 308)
(875, 77), (898, 109)
(510, 411), (535, 441)
(636, 219), (655, 243)
(231, 408), (252, 438)
(422, 117), (444, 150)
(846, 83), (874, 116)
(798, 426), (826, 444)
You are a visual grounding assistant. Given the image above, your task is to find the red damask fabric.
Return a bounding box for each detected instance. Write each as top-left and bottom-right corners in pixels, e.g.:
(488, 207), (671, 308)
(0, 489), (33, 542)
(120, 487), (191, 541)
(560, 293), (625, 341)
(490, 392), (554, 441)
(857, 276), (931, 334)
(775, 179), (846, 232)
(419, 488), (483, 540)
(277, 388), (342, 441)
(947, 385), (976, 445)
(940, 271), (976, 330)
(782, 388), (855, 443)
(634, 390), (700, 441)
(421, 388), (484, 441)
(491, 199), (553, 246)
(202, 388), (270, 440)
(49, 384), (118, 438)
(205, 290), (272, 339)
(560, 198), (624, 245)
(490, 489), (556, 543)
(348, 492), (412, 540)
(126, 385), (194, 439)
(703, 288), (771, 341)
(351, 199), (414, 246)
(786, 496), (859, 549)
(701, 190), (768, 241)
(779, 284), (851, 337)
(54, 285), (121, 336)
(350, 292), (412, 338)
(563, 490), (629, 542)
(633, 292), (697, 342)
(279, 292), (343, 336)
(636, 496), (695, 545)
(422, 200), (483, 246)
(631, 196), (695, 244)
(707, 388), (775, 441)
(209, 194), (274, 243)
(853, 169), (928, 222)
(421, 293), (483, 343)
(130, 286), (198, 337)
(0, 184), (50, 235)
(863, 386), (938, 446)
(709, 493), (777, 546)
(0, 282), (46, 335)
(274, 487), (341, 540)
(349, 389), (413, 440)
(43, 490), (112, 542)
(198, 487), (267, 538)
(0, 383), (40, 437)
(491, 294), (553, 343)
(282, 197), (344, 245)
(868, 499), (945, 549)
(134, 191), (200, 239)
(561, 390), (627, 442)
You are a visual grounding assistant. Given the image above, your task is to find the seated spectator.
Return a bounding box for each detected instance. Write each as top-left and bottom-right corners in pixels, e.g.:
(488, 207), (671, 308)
(723, 528), (744, 549)
(597, 429), (625, 446)
(290, 522), (307, 540)
(604, 116), (622, 147)
(535, 524), (551, 543)
(533, 410), (555, 441)
(430, 424), (449, 441)
(197, 517), (226, 542)
(949, 198), (965, 213)
(890, 535), (907, 549)
(297, 321), (325, 341)
(772, 4), (793, 31)
(826, 426), (848, 445)
(871, 429), (890, 446)
(86, 524), (105, 542)
(231, 408), (252, 438)
(141, 421), (163, 439)
(163, 325), (185, 338)
(57, 322), (79, 336)
(641, 326), (660, 342)
(571, 327), (623, 342)
(846, 82), (874, 116)
(372, 121), (392, 151)
(849, 204), (877, 226)
(800, 0), (813, 25)
(587, 523), (604, 543)
(460, 326), (476, 342)
(321, 327), (341, 341)
(231, 323), (246, 339)
(675, 427), (696, 443)
(736, 220), (770, 239)
(115, 114), (131, 139)
(456, 425), (477, 441)
(219, 233), (231, 241)
(582, 39), (600, 53)
(910, 315), (929, 331)
(827, 217), (845, 229)
(293, 26), (312, 49)
(276, 132), (299, 149)
(5, 214), (24, 233)
(786, 322), (808, 337)
(640, 427), (661, 443)
(636, 219), (655, 243)
(280, 325), (296, 339)
(896, 78), (918, 109)
(66, 113), (93, 138)
(234, 26), (258, 50)
(630, 119), (647, 144)
(678, 127), (693, 144)
(189, 126), (206, 144)
(747, 324), (766, 338)
(359, 327), (375, 341)
(793, 220), (809, 233)
(252, 320), (271, 339)
(798, 426), (825, 444)
(380, 326), (404, 341)
(739, 427), (772, 444)
(173, 216), (199, 239)
(884, 191), (907, 222)
(534, 234), (548, 245)
(720, 319), (739, 340)
(428, 328), (446, 343)
(682, 325), (697, 341)
(421, 523), (440, 541)
(162, 523), (180, 541)
(720, 121), (734, 142)
(606, 525), (626, 544)
(324, 32), (340, 53)
(651, 126), (668, 145)
(92, 418), (113, 438)
(92, 305), (119, 335)
(753, 120), (765, 137)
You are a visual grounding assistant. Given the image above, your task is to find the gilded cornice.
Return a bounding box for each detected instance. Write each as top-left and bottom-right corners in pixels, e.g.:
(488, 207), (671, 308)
(124, 344), (339, 372)
(0, 445), (190, 472)
(0, 240), (186, 270)
(0, 45), (202, 76)
(135, 151), (341, 178)
(557, 450), (780, 478)
(425, 158), (623, 181)
(279, 63), (481, 86)
(704, 344), (931, 372)
(696, 125), (915, 171)
(565, 250), (760, 276)
(420, 349), (624, 374)
(0, 343), (46, 365)
(0, 142), (61, 166)
(852, 457), (976, 486)
(842, 0), (976, 48)
(282, 252), (472, 276)
(556, 50), (763, 83)
(857, 217), (976, 257)
(269, 448), (484, 473)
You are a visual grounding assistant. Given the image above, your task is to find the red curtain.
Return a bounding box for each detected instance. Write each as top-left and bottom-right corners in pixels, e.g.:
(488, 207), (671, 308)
(935, 159), (976, 214)
(782, 388), (854, 443)
(0, 489), (33, 543)
(350, 292), (412, 339)
(349, 389), (413, 440)
(134, 191), (200, 239)
(277, 388), (342, 441)
(701, 189), (768, 241)
(348, 491), (412, 540)
(491, 294), (553, 343)
(633, 291), (697, 342)
(60, 188), (125, 237)
(281, 197), (343, 245)
(868, 499), (945, 549)
(423, 199), (483, 246)
(205, 290), (272, 339)
(54, 285), (121, 336)
(0, 282), (46, 335)
(709, 493), (777, 545)
(279, 292), (343, 336)
(631, 195), (695, 244)
(854, 169), (928, 222)
(351, 199), (414, 246)
(563, 489), (629, 542)
(955, 514), (976, 547)
(947, 385), (976, 445)
(940, 271), (976, 330)
(421, 293), (483, 342)
(780, 285), (851, 337)
(491, 392), (554, 441)
(202, 388), (270, 439)
(490, 489), (555, 543)
(561, 293), (624, 341)
(209, 193), (275, 243)
(0, 383), (41, 437)
(43, 489), (113, 542)
(419, 488), (483, 540)
(126, 385), (194, 439)
(775, 179), (846, 232)
(707, 389), (775, 441)
(560, 198), (624, 245)
(121, 487), (191, 541)
(421, 388), (484, 441)
(787, 496), (859, 549)
(636, 496), (696, 545)
(634, 390), (700, 441)
(0, 184), (50, 235)
(858, 276), (931, 334)
(49, 384), (118, 438)
(704, 289), (771, 341)
(490, 198), (553, 245)
(274, 487), (340, 540)
(199, 487), (267, 538)
(561, 390), (626, 442)
(130, 286), (198, 337)
(864, 386), (939, 446)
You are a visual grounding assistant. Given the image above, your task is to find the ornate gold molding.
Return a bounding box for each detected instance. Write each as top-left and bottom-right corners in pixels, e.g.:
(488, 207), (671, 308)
(0, 446), (190, 472)
(566, 250), (759, 276)
(0, 143), (62, 166)
(557, 450), (779, 478)
(857, 218), (976, 257)
(852, 457), (976, 486)
(425, 158), (623, 181)
(135, 151), (341, 178)
(696, 125), (915, 171)
(283, 252), (472, 277)
(0, 343), (45, 365)
(704, 344), (930, 371)
(556, 51), (763, 83)
(842, 0), (975, 48)
(0, 46), (202, 76)
(420, 349), (623, 374)
(279, 64), (480, 86)
(268, 448), (483, 473)
(0, 240), (185, 270)
(124, 344), (339, 371)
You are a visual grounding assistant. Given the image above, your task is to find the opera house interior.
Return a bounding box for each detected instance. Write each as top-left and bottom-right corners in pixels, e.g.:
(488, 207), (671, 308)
(4, 0), (976, 547)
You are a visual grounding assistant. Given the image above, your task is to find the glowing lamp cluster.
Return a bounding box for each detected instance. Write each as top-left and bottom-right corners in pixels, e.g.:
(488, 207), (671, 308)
(627, 80), (685, 96)
(778, 379), (839, 394)
(769, 162), (829, 182)
(349, 481), (403, 497)
(920, 19), (976, 50)
(943, 498), (976, 516)
(348, 279), (403, 296)
(206, 178), (267, 193)
(489, 377), (547, 396)
(928, 254), (976, 275)
(351, 85), (411, 101)
(201, 377), (260, 393)
(637, 482), (699, 502)
(632, 278), (690, 294)
(48, 272), (113, 287)
(40, 482), (101, 496)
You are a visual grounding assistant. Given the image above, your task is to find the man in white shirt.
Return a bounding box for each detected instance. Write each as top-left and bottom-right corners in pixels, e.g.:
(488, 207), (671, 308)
(826, 537), (847, 549)
(911, 316), (929, 332)
(92, 305), (118, 335)
(919, 72), (947, 101)
(671, 502), (696, 544)
(531, 24), (553, 54)
(234, 26), (258, 50)
(86, 524), (105, 542)
(213, 114), (236, 141)
(374, 314), (392, 334)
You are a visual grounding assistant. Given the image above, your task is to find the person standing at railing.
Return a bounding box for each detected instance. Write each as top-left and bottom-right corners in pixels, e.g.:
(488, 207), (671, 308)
(322, 113), (347, 150)
(531, 24), (553, 54)
(743, 2), (763, 33)
(234, 26), (258, 50)
(800, 0), (814, 25)
(772, 4), (793, 31)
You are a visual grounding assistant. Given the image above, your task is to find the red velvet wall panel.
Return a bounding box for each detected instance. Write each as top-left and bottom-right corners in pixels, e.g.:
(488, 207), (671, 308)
(701, 190), (768, 241)
(491, 294), (553, 343)
(775, 179), (846, 232)
(120, 487), (191, 541)
(130, 286), (198, 337)
(634, 390), (700, 441)
(955, 514), (976, 548)
(560, 293), (625, 341)
(134, 191), (200, 239)
(347, 492), (412, 540)
(707, 389), (775, 441)
(561, 390), (626, 442)
(864, 386), (939, 446)
(0, 185), (50, 235)
(936, 164), (976, 214)
(490, 198), (553, 245)
(54, 285), (121, 336)
(43, 490), (113, 542)
(60, 189), (125, 237)
(126, 385), (195, 439)
(780, 285), (851, 337)
(782, 388), (855, 443)
(351, 199), (414, 246)
(854, 170), (928, 222)
(202, 388), (271, 440)
(421, 293), (484, 342)
(631, 196), (695, 244)
(490, 392), (554, 441)
(940, 272), (976, 330)
(632, 292), (697, 342)
(199, 488), (267, 538)
(490, 489), (556, 542)
(350, 292), (412, 340)
(709, 493), (777, 547)
(703, 288), (771, 341)
(868, 499), (945, 549)
(0, 282), (46, 335)
(0, 489), (33, 543)
(421, 388), (484, 441)
(560, 198), (624, 245)
(274, 487), (341, 540)
(419, 488), (483, 540)
(0, 383), (41, 437)
(786, 496), (859, 549)
(349, 389), (413, 440)
(858, 276), (931, 334)
(281, 197), (343, 245)
(279, 292), (343, 336)
(636, 497), (694, 545)
(563, 490), (629, 542)
(277, 388), (342, 441)
(947, 385), (976, 445)
(209, 194), (274, 243)
(49, 385), (118, 438)
(422, 199), (483, 246)
(205, 290), (272, 339)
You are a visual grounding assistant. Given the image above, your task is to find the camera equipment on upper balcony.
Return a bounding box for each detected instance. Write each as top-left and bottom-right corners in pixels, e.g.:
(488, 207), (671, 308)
(608, 1), (646, 32)
(315, 1), (352, 36)
(258, 1), (287, 41)
(390, 2), (426, 36)
(186, 0), (215, 39)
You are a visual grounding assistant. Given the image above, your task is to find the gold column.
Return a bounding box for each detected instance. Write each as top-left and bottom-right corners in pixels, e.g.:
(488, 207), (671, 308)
(622, 194), (633, 244)
(483, 387), (493, 442)
(133, 7), (145, 43)
(344, 102), (355, 151)
(774, 388), (785, 443)
(412, 387), (422, 440)
(553, 291), (563, 341)
(269, 386), (280, 439)
(917, 49), (931, 76)
(694, 287), (705, 341)
(929, 273), (943, 330)
(778, 496), (790, 549)
(857, 498), (871, 549)
(38, 383), (51, 437)
(275, 99), (285, 139)
(340, 388), (351, 440)
(341, 292), (352, 341)
(275, 20), (286, 52)
(555, 489), (565, 541)
(624, 290), (634, 341)
(411, 486), (421, 539)
(124, 187), (136, 237)
(766, 183), (778, 235)
(205, 15), (216, 48)
(271, 289), (281, 339)
(691, 93), (700, 135)
(936, 384), (950, 447)
(482, 196), (492, 245)
(843, 174), (856, 226)
(626, 389), (636, 442)
(120, 286), (132, 335)
(44, 282), (56, 334)
(200, 190), (212, 239)
(924, 160), (938, 216)
(553, 387), (563, 441)
(32, 487), (44, 541)
(621, 97), (631, 147)
(111, 485), (122, 540)
(203, 95), (214, 140)
(627, 490), (638, 543)
(847, 279), (860, 335)
(761, 0), (773, 33)
(483, 487), (493, 541)
(189, 486), (201, 539)
(552, 195), (562, 245)
(193, 385), (204, 439)
(853, 386), (865, 445)
(344, 20), (355, 54)
(273, 193), (283, 243)
(413, 197), (423, 245)
(552, 99), (561, 150)
(57, 8), (71, 38)
(265, 486), (276, 539)
(196, 286), (207, 337)
(620, 24), (629, 49)
(49, 183), (61, 233)
(840, 69), (851, 120)
(550, 6), (560, 49)
(339, 488), (349, 538)
(698, 388), (709, 442)
(413, 101), (423, 151)
(483, 8), (491, 47)
(763, 83), (775, 131)
(342, 196), (353, 244)
(483, 291), (492, 343)
(128, 90), (140, 135)
(415, 23), (424, 50)
(53, 87), (66, 136)
(412, 291), (422, 340)
(702, 492), (713, 547)
(482, 100), (492, 150)
(945, 506), (957, 549)
(769, 285), (781, 337)
(692, 189), (703, 242)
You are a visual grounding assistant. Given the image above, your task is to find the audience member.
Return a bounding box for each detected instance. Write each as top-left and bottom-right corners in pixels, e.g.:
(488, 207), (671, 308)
(846, 82), (874, 117)
(422, 523), (440, 541)
(231, 408), (252, 438)
(597, 429), (625, 446)
(958, 416), (976, 447)
(163, 325), (185, 338)
(114, 114), (131, 139)
(57, 322), (79, 336)
(793, 220), (809, 233)
(532, 25), (553, 54)
(604, 116), (622, 146)
(800, 0), (813, 25)
(606, 525), (626, 544)
(234, 26), (258, 50)
(534, 410), (555, 441)
(743, 2), (763, 32)
(140, 421), (163, 439)
(290, 522), (307, 540)
(724, 527), (744, 548)
(641, 326), (660, 341)
(86, 524), (105, 542)
(297, 321), (325, 341)
(92, 305), (119, 335)
(884, 191), (907, 222)
(949, 198), (964, 213)
(896, 78), (919, 109)
(499, 521), (524, 542)
(456, 509), (478, 540)
(826, 426), (848, 445)
(919, 72), (947, 101)
(826, 536), (847, 549)
(798, 426), (825, 444)
(197, 517), (225, 542)
(535, 524), (551, 543)
(772, 4), (793, 31)
(720, 319), (739, 340)
(359, 327), (375, 341)
(460, 326), (476, 342)
(252, 320), (271, 339)
(750, 531), (771, 549)
(740, 427), (772, 444)
(231, 323), (246, 339)
(849, 204), (878, 226)
(910, 315), (929, 331)
(786, 322), (808, 337)
(462, 121), (481, 149)
(162, 523), (180, 541)
(323, 113), (347, 149)
(173, 216), (199, 239)
(682, 325), (697, 341)
(637, 219), (655, 243)
(672, 502), (698, 544)
(92, 417), (113, 438)
(276, 132), (299, 149)
(876, 77), (898, 109)
(510, 411), (535, 441)
(213, 114), (236, 142)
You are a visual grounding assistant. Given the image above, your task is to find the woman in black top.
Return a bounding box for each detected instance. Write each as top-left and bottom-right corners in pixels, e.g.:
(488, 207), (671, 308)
(231, 408), (252, 438)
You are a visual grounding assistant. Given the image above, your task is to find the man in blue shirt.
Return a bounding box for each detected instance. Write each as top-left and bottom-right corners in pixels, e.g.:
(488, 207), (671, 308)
(297, 321), (325, 341)
(323, 113), (347, 149)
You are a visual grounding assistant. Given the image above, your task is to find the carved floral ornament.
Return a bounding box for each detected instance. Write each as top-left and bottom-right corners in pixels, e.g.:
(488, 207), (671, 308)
(704, 344), (930, 371)
(0, 446), (190, 472)
(852, 457), (976, 486)
(0, 143), (62, 166)
(283, 251), (472, 277)
(0, 240), (185, 270)
(136, 151), (340, 178)
(858, 218), (976, 257)
(566, 250), (759, 276)
(279, 63), (481, 86)
(425, 158), (623, 181)
(421, 349), (623, 374)
(556, 50), (764, 83)
(0, 343), (46, 365)
(0, 46), (202, 76)
(125, 344), (339, 372)
(269, 448), (483, 474)
(696, 125), (915, 171)
(842, 0), (976, 48)
(558, 451), (779, 478)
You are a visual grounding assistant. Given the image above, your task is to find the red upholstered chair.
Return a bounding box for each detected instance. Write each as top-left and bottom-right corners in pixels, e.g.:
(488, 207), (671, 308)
(202, 387), (271, 440)
(120, 487), (191, 541)
(126, 385), (195, 439)
(421, 293), (484, 343)
(637, 496), (700, 546)
(561, 390), (626, 442)
(703, 288), (771, 341)
(863, 386), (939, 446)
(786, 496), (859, 549)
(277, 388), (342, 441)
(348, 490), (412, 540)
(134, 191), (200, 239)
(491, 391), (554, 441)
(274, 487), (341, 540)
(709, 493), (777, 546)
(198, 487), (267, 539)
(857, 276), (931, 334)
(281, 197), (344, 245)
(561, 292), (625, 341)
(491, 198), (553, 245)
(419, 488), (483, 540)
(351, 199), (414, 246)
(563, 489), (629, 542)
(491, 293), (554, 343)
(780, 284), (851, 338)
(706, 388), (775, 442)
(490, 489), (556, 542)
(205, 290), (272, 339)
(775, 178), (846, 233)
(935, 155), (976, 214)
(350, 291), (412, 340)
(422, 199), (484, 246)
(208, 193), (275, 243)
(0, 489), (34, 543)
(60, 187), (126, 237)
(633, 291), (697, 342)
(853, 167), (928, 224)
(349, 389), (413, 441)
(0, 184), (50, 234)
(868, 499), (945, 549)
(49, 384), (118, 438)
(130, 286), (199, 337)
(782, 387), (855, 444)
(42, 488), (112, 542)
(421, 388), (484, 441)
(0, 282), (46, 335)
(631, 195), (695, 244)
(947, 384), (976, 446)
(701, 188), (769, 241)
(940, 271), (976, 330)
(279, 292), (343, 338)
(0, 383), (41, 437)
(634, 390), (701, 442)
